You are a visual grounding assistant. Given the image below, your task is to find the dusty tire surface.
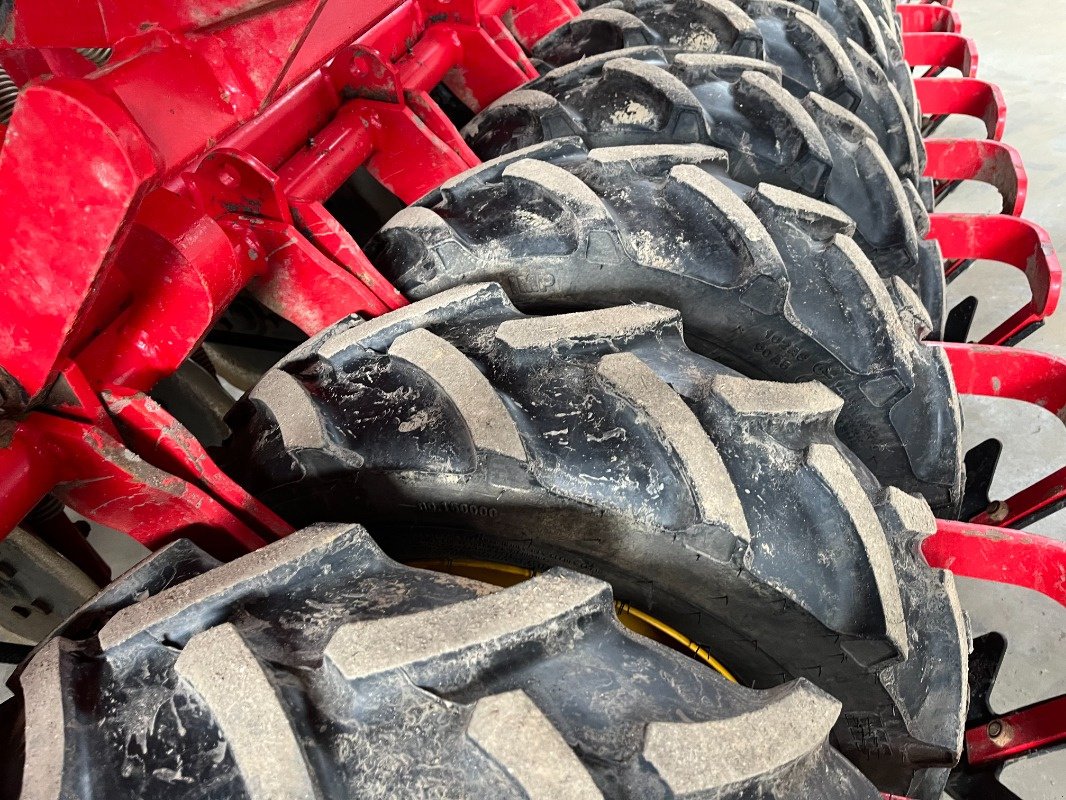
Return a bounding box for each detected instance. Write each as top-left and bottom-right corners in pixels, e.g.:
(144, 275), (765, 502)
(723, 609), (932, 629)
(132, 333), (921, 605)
(365, 140), (962, 514)
(462, 47), (944, 327)
(532, 0), (923, 182)
(220, 283), (967, 797)
(2, 523), (883, 799)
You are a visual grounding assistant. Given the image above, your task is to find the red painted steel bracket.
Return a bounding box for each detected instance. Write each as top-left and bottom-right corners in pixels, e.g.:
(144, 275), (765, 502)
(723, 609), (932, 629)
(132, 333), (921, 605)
(916, 77), (1006, 140)
(897, 4), (961, 34)
(965, 693), (1066, 769)
(0, 365), (293, 561)
(925, 520), (1066, 606)
(0, 0), (575, 416)
(926, 525), (1065, 786)
(183, 148), (404, 337)
(924, 138), (1026, 215)
(899, 0), (953, 6)
(924, 344), (1066, 790)
(926, 522), (1066, 786)
(903, 32), (978, 78)
(929, 214), (1061, 346)
(925, 347), (1066, 598)
(940, 343), (1066, 528)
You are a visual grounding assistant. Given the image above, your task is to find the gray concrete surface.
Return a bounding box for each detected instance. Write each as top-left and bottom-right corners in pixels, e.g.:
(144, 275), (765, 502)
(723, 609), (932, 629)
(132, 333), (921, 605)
(935, 4), (1066, 797)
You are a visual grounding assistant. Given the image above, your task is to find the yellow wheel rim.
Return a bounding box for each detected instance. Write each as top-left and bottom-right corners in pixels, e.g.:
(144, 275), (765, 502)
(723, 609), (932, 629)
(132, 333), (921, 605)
(407, 557), (736, 683)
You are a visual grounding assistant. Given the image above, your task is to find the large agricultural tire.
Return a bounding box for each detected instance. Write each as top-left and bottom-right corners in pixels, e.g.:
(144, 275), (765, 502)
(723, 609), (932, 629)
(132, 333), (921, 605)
(220, 283), (967, 797)
(364, 140), (963, 515)
(461, 48), (945, 328)
(531, 0), (923, 184)
(0, 522), (885, 799)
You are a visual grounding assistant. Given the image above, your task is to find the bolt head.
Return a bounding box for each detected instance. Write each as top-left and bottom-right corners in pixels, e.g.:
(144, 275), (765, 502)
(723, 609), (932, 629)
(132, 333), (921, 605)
(987, 719), (1014, 746)
(986, 500), (1010, 523)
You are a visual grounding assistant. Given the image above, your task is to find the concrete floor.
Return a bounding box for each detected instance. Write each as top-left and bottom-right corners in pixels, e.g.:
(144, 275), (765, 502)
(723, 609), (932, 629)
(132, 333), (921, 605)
(1, 5), (1064, 797)
(935, 3), (1066, 797)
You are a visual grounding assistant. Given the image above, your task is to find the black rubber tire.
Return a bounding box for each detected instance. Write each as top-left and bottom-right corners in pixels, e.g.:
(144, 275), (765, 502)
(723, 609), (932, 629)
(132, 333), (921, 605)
(2, 523), (883, 799)
(364, 140), (962, 514)
(461, 47), (945, 329)
(781, 0), (918, 126)
(219, 283), (968, 797)
(532, 0), (924, 183)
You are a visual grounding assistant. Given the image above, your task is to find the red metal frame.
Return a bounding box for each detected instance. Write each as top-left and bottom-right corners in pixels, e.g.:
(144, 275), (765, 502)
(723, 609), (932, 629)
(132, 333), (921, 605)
(923, 343), (1066, 788)
(0, 0), (577, 412)
(903, 31), (978, 78)
(929, 213), (1061, 346)
(965, 693), (1066, 767)
(925, 520), (1066, 606)
(906, 18), (1055, 350)
(0, 0), (580, 552)
(924, 138), (1026, 215)
(898, 4), (962, 34)
(921, 344), (1066, 606)
(915, 78), (1006, 140)
(941, 343), (1066, 528)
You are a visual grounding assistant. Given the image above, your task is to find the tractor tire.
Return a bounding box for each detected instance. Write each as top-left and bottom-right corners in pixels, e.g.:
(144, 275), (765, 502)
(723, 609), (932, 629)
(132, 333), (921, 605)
(777, 0), (916, 123)
(1, 522), (884, 799)
(461, 48), (944, 327)
(531, 0), (923, 184)
(219, 283), (968, 797)
(363, 140), (962, 514)
(0, 529), (97, 643)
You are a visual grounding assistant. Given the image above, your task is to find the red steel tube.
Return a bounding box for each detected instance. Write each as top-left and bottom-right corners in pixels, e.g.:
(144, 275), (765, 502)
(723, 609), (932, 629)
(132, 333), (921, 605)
(397, 26), (465, 91)
(925, 520), (1066, 606)
(278, 103), (376, 202)
(0, 426), (54, 539)
(903, 32), (979, 77)
(966, 694), (1066, 766)
(929, 214), (1061, 346)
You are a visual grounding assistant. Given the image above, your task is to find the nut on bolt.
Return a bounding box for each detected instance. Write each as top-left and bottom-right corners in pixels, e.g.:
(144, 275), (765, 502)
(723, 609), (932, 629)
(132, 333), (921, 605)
(985, 500), (1010, 523)
(987, 719), (1013, 746)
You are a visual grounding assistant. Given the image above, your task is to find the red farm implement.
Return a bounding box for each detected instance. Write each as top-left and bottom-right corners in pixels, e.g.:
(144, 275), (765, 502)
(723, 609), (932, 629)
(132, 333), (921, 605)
(0, 1), (1062, 798)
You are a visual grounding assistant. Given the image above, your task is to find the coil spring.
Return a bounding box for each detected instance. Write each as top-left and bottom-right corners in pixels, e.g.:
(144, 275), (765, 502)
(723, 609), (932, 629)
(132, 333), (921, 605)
(77, 47), (113, 67)
(0, 66), (17, 125)
(0, 49), (111, 126)
(25, 494), (65, 525)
